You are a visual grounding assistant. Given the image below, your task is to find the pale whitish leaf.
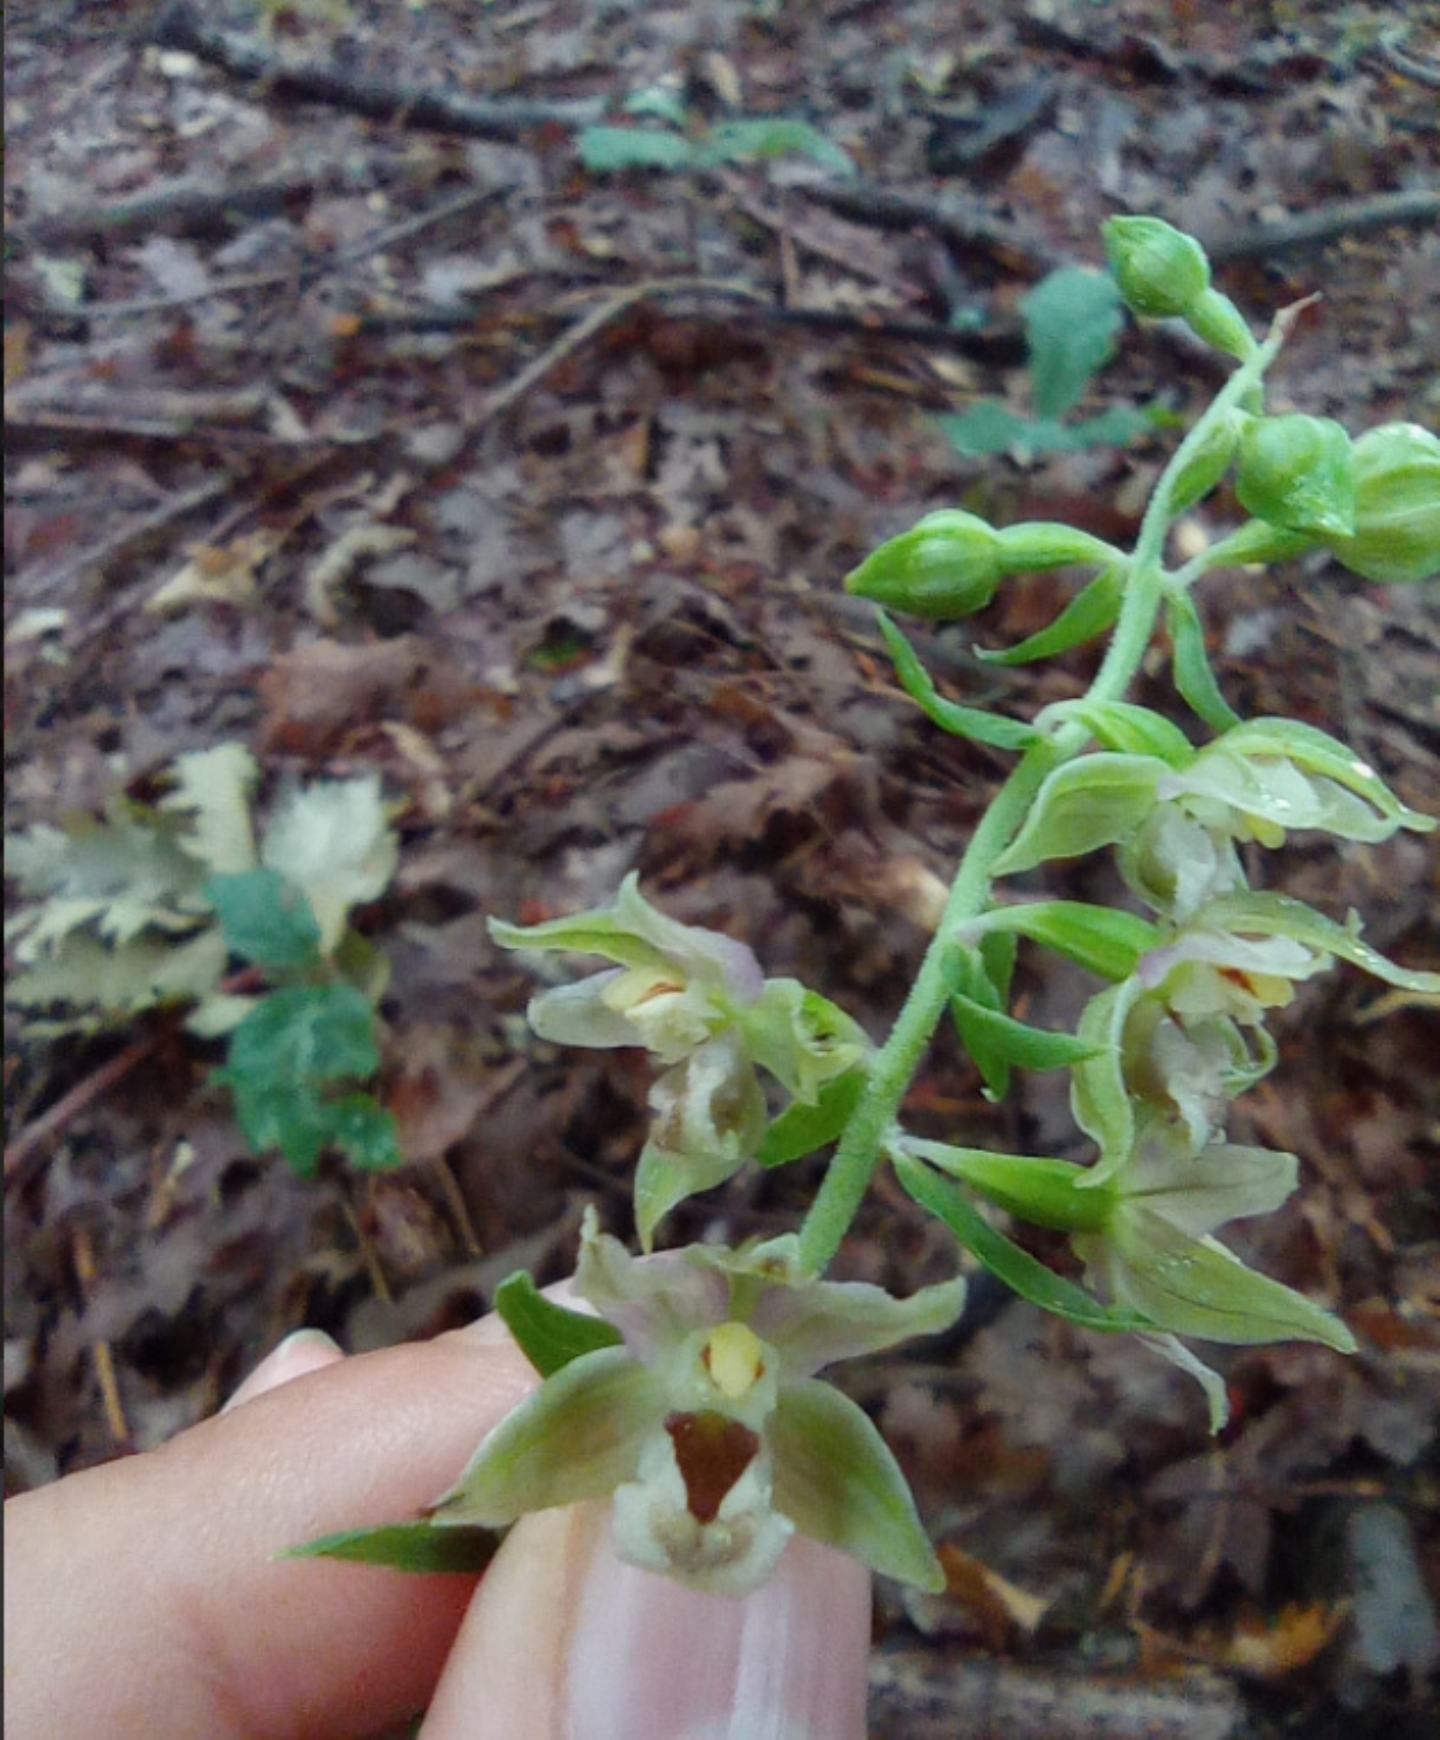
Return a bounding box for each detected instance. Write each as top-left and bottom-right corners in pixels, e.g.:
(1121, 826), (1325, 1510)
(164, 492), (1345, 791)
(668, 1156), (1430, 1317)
(159, 743), (260, 875)
(6, 929), (227, 1016)
(260, 776), (398, 954)
(4, 812), (208, 951)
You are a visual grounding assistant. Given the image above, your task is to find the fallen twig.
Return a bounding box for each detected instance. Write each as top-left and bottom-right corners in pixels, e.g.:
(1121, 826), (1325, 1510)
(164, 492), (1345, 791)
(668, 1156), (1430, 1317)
(1202, 187), (1440, 263)
(21, 475), (235, 604)
(795, 181), (1061, 279)
(75, 182), (507, 324)
(4, 1033), (162, 1190)
(151, 2), (605, 139)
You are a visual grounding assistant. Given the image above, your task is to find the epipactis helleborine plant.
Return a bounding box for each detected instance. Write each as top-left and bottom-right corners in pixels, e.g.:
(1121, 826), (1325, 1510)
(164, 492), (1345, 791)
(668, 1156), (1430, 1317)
(299, 217), (1439, 1602)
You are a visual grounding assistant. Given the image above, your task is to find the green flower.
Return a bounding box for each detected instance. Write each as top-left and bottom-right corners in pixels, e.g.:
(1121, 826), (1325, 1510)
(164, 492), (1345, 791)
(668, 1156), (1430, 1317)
(995, 717), (1434, 888)
(430, 1210), (966, 1596)
(1071, 1125), (1356, 1426)
(1326, 422), (1440, 585)
(492, 876), (869, 1245)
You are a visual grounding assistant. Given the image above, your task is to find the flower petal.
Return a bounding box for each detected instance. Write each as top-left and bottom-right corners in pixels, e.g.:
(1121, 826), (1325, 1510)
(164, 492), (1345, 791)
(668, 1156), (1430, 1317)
(526, 972), (643, 1049)
(634, 1138), (748, 1254)
(752, 1275), (967, 1378)
(770, 1380), (944, 1592)
(1137, 1332), (1231, 1432)
(1070, 977), (1146, 1186)
(611, 1427), (794, 1597)
(575, 1210), (730, 1361)
(429, 1347), (667, 1527)
(1122, 1134), (1298, 1238)
(613, 873), (765, 1001)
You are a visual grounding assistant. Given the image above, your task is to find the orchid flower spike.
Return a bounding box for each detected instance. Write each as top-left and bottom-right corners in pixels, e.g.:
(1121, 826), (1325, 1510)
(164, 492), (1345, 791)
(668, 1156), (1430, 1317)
(429, 1210), (965, 1597)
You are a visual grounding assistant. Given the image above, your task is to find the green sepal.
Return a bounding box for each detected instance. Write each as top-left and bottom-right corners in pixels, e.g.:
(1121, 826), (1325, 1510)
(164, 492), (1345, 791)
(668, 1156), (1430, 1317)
(892, 1153), (1152, 1333)
(974, 567), (1122, 666)
(963, 902), (1162, 983)
(1045, 699), (1194, 767)
(1068, 978), (1146, 1187)
(1196, 894), (1440, 995)
(204, 869), (322, 970)
(757, 1069), (866, 1168)
(1216, 718), (1436, 836)
(903, 1139), (1116, 1234)
(1327, 422), (1440, 585)
(429, 1346), (665, 1527)
(1166, 592), (1242, 732)
(633, 1138), (745, 1253)
(876, 612), (1039, 751)
(488, 912), (669, 974)
(770, 1378), (946, 1592)
(285, 1522), (500, 1576)
(493, 1271), (625, 1377)
(1102, 1208), (1357, 1351)
(991, 755), (1167, 873)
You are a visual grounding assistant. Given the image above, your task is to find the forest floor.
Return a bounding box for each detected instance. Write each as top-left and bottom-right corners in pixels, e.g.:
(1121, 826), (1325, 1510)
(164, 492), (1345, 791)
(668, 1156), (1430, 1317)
(5, 2), (1439, 1734)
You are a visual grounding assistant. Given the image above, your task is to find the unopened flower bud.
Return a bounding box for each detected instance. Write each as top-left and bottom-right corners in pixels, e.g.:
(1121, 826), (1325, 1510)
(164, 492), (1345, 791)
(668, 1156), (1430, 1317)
(845, 510), (1002, 619)
(1326, 422), (1440, 584)
(994, 523), (1122, 574)
(1103, 216), (1211, 319)
(1235, 414), (1357, 539)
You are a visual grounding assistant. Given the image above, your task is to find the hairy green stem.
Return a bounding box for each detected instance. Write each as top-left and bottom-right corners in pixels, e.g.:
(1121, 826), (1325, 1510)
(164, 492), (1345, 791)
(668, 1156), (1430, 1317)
(796, 306), (1295, 1276)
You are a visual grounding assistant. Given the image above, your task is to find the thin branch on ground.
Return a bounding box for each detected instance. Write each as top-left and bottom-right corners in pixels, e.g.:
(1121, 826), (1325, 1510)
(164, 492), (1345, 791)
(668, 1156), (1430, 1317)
(151, 1), (606, 140)
(5, 1033), (165, 1191)
(1202, 187), (1440, 262)
(795, 181), (1061, 279)
(21, 475), (235, 604)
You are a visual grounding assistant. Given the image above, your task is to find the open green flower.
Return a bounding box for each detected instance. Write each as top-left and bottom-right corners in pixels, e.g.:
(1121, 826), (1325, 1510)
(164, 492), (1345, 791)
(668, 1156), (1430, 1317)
(1072, 1124), (1356, 1426)
(492, 875), (869, 1244)
(996, 717), (1434, 885)
(430, 1211), (966, 1596)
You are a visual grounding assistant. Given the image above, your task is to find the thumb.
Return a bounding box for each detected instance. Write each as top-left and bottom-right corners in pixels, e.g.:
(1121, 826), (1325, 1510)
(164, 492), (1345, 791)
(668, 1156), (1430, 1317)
(420, 1501), (870, 1740)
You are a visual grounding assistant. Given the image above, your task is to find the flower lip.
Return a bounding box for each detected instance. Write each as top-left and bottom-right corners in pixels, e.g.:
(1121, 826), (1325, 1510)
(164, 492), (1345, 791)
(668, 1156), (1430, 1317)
(666, 1410), (761, 1524)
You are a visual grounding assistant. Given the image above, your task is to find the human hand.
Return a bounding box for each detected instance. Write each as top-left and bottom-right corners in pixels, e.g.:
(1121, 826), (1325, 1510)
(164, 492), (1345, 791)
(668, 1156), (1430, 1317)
(4, 1305), (869, 1738)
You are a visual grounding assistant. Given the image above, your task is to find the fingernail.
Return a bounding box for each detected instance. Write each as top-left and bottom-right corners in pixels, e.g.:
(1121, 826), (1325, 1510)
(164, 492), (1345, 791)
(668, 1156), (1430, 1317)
(223, 1328), (344, 1412)
(419, 1506), (870, 1740)
(565, 1513), (871, 1740)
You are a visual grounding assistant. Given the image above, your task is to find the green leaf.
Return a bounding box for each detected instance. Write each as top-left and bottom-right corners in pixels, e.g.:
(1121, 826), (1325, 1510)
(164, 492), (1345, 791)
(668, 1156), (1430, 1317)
(204, 869), (322, 970)
(893, 1153), (1152, 1332)
(1035, 405), (1154, 453)
(952, 993), (1104, 1079)
(937, 402), (1043, 459)
(220, 984), (383, 1175)
(1196, 893), (1440, 995)
(697, 118), (855, 177)
(991, 754), (1167, 873)
(1166, 593), (1241, 733)
(286, 1522), (500, 1576)
(964, 902), (1161, 982)
(758, 1069), (866, 1168)
(1047, 700), (1194, 767)
(326, 1093), (404, 1172)
(1021, 267), (1124, 420)
(876, 612), (1039, 751)
(974, 569), (1122, 667)
(493, 1271), (624, 1377)
(577, 126), (697, 173)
